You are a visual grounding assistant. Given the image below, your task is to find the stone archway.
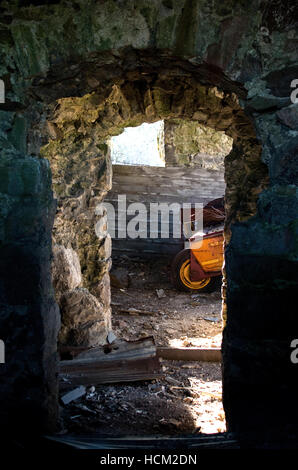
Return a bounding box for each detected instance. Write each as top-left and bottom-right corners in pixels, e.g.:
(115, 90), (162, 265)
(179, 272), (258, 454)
(41, 71), (265, 291)
(0, 0), (297, 444)
(37, 64), (266, 433)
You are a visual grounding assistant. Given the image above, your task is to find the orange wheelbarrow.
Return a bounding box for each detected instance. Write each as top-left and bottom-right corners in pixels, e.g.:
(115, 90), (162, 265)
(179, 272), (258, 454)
(171, 229), (224, 293)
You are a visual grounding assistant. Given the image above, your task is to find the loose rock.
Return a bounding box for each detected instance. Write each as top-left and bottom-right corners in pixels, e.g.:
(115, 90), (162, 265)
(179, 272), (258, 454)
(59, 288), (111, 347)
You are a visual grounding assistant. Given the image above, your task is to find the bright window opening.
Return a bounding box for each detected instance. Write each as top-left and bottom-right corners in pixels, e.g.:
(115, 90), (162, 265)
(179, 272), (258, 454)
(110, 120), (165, 166)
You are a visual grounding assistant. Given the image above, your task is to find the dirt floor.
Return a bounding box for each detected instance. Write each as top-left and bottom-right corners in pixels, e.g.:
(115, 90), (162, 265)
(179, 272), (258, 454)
(111, 255), (222, 349)
(61, 255), (225, 436)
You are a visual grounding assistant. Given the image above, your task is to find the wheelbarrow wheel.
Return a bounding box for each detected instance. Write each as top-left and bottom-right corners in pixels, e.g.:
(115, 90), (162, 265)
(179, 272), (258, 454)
(171, 249), (221, 293)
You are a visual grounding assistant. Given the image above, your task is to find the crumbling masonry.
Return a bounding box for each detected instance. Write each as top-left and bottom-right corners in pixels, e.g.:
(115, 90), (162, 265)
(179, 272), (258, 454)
(0, 0), (297, 444)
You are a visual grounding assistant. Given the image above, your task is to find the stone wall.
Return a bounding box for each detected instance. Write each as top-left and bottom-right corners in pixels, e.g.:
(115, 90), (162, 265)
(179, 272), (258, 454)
(51, 244), (111, 348)
(0, 0), (297, 444)
(164, 119), (232, 168)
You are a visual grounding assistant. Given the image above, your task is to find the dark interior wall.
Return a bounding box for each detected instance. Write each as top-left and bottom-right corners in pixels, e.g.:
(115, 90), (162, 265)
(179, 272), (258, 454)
(0, 0), (297, 443)
(223, 103), (298, 443)
(0, 155), (60, 433)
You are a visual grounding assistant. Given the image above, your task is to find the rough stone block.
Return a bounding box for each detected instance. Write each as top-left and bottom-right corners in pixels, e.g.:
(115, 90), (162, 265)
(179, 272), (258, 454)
(110, 266), (130, 288)
(58, 287), (110, 347)
(52, 244), (82, 299)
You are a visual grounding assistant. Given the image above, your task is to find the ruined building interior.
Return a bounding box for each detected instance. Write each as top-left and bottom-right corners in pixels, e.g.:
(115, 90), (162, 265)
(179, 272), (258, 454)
(0, 0), (298, 455)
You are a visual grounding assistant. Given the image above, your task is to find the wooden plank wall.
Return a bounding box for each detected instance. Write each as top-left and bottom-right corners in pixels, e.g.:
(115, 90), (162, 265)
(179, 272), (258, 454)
(105, 165), (225, 258)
